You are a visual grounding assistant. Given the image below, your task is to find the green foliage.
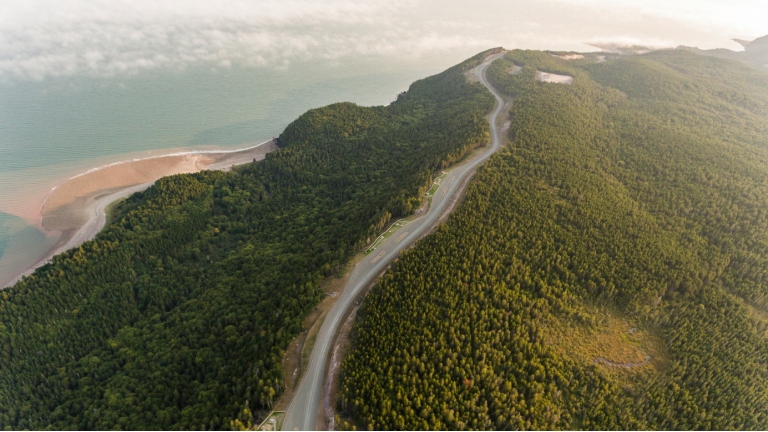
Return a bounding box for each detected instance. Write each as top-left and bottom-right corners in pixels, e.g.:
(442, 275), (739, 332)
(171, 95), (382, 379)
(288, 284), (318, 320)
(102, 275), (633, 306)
(0, 50), (497, 430)
(340, 50), (768, 429)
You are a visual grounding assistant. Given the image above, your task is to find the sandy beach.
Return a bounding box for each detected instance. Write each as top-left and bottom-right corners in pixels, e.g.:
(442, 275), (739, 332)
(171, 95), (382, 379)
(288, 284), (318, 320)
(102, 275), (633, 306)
(4, 139), (278, 288)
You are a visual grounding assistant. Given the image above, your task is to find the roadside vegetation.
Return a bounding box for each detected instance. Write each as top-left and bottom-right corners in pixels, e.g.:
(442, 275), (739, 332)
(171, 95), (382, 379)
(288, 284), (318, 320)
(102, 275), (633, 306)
(339, 50), (768, 430)
(0, 50), (500, 430)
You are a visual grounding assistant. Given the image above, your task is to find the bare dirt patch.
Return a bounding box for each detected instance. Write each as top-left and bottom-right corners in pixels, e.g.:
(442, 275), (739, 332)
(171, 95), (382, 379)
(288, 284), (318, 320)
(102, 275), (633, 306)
(463, 68), (480, 83)
(506, 64), (522, 75)
(553, 54), (585, 60)
(497, 97), (514, 137)
(536, 71), (574, 84)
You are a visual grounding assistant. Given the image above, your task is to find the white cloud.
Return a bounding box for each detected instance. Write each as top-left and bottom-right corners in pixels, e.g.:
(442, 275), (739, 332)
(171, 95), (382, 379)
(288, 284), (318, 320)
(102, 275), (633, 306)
(0, 0), (441, 80)
(0, 0), (763, 81)
(550, 0), (767, 40)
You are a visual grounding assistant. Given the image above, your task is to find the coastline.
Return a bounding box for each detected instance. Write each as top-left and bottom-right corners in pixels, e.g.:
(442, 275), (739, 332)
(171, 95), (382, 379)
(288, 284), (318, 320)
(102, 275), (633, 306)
(2, 139), (278, 289)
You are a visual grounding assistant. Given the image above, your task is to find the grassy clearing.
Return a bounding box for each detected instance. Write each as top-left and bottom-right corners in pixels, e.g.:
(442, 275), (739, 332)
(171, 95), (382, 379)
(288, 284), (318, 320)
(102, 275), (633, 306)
(542, 305), (665, 377)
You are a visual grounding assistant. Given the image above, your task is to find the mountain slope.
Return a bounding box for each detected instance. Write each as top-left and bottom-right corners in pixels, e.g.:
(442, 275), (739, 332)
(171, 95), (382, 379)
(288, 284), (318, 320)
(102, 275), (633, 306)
(339, 49), (768, 430)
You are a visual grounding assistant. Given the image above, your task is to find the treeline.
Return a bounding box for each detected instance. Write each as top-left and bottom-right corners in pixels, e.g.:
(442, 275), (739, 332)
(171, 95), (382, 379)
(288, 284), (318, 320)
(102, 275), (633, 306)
(0, 50), (497, 429)
(340, 50), (768, 429)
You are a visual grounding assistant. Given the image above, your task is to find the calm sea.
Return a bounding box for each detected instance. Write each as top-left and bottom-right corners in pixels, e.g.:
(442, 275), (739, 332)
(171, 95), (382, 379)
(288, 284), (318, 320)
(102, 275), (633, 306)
(0, 52), (475, 287)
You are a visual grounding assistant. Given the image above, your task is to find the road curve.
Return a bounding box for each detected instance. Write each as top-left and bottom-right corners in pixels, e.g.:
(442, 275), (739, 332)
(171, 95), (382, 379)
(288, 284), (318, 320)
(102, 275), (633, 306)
(281, 52), (507, 431)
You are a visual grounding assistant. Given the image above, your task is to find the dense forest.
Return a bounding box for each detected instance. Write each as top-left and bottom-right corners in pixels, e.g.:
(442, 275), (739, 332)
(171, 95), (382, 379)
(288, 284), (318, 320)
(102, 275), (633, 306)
(340, 50), (768, 429)
(0, 50), (499, 429)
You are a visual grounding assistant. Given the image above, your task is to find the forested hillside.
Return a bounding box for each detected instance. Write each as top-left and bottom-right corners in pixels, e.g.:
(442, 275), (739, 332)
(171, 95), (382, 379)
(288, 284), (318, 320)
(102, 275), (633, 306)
(340, 50), (768, 429)
(0, 50), (499, 429)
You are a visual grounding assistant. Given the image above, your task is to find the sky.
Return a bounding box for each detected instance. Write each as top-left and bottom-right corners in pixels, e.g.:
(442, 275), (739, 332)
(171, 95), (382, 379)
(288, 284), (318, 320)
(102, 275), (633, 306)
(0, 0), (765, 81)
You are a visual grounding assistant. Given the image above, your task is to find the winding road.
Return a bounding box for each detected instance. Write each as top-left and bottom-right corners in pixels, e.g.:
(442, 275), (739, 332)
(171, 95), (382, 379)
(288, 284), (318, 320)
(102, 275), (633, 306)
(281, 52), (507, 431)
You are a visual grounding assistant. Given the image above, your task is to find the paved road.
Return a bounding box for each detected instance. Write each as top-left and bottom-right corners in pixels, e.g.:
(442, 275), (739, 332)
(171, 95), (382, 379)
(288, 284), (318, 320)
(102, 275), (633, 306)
(281, 52), (507, 431)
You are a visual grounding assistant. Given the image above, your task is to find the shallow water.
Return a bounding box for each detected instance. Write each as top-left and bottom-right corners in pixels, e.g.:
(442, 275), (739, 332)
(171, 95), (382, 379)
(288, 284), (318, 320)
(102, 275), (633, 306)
(0, 54), (469, 287)
(0, 212), (55, 287)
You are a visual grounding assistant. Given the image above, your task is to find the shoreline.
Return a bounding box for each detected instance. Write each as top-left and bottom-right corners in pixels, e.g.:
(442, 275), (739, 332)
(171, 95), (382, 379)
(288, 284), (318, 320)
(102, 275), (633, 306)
(41, 140), (273, 209)
(3, 139), (278, 289)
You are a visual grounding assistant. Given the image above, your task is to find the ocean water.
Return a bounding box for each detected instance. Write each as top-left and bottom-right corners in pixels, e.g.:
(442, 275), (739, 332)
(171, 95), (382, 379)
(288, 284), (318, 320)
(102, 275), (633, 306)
(0, 53), (474, 287)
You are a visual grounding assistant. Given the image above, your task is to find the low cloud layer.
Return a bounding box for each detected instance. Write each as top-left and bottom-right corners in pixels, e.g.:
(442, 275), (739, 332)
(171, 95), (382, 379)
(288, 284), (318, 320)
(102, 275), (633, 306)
(0, 0), (497, 81)
(0, 0), (763, 81)
(555, 0), (767, 39)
